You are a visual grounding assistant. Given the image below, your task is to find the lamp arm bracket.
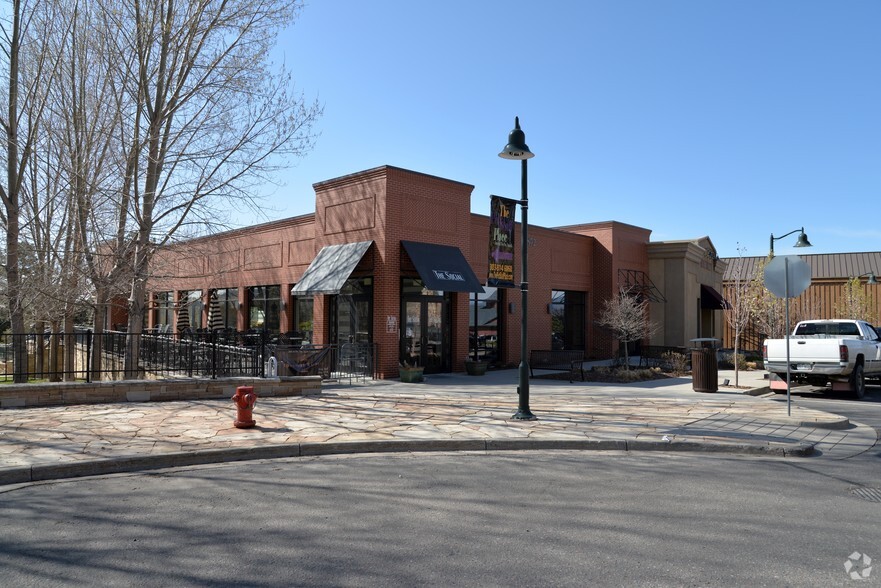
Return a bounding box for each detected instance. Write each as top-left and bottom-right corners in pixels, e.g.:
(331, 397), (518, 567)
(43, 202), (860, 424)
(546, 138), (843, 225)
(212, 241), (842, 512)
(771, 227), (805, 242)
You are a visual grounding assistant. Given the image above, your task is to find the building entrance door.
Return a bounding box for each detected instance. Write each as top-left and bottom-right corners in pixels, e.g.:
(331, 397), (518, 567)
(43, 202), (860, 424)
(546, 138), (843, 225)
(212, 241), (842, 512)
(401, 298), (449, 373)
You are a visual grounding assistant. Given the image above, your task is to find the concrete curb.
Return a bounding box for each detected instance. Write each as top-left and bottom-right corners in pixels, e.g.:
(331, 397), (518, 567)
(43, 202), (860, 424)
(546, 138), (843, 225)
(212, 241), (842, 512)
(719, 384), (852, 429)
(0, 438), (816, 487)
(751, 391), (853, 429)
(792, 416), (852, 430)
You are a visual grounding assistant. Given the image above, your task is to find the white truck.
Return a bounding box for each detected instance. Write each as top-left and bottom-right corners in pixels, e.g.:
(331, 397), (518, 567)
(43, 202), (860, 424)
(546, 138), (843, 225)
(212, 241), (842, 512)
(762, 319), (881, 399)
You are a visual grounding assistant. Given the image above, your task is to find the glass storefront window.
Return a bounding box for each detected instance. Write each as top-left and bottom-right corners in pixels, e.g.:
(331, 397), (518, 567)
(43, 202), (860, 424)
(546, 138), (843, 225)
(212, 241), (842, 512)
(551, 290), (586, 351)
(294, 297), (314, 343)
(213, 288), (238, 330)
(333, 278), (373, 345)
(179, 290), (203, 330)
(469, 287), (501, 364)
(341, 277), (373, 296)
(248, 285), (280, 332)
(155, 292), (174, 331)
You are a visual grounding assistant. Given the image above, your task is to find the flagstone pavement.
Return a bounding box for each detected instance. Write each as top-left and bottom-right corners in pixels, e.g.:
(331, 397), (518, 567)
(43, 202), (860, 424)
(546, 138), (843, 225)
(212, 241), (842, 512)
(0, 368), (877, 486)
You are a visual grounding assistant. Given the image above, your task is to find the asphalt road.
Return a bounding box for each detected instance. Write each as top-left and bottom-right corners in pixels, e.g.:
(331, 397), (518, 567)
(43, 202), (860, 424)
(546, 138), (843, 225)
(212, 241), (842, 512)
(765, 382), (881, 494)
(2, 446), (880, 587)
(776, 381), (881, 434)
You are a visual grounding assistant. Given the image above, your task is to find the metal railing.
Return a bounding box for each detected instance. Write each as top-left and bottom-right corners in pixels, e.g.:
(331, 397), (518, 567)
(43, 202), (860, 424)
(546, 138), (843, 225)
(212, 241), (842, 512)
(268, 342), (378, 383)
(0, 329), (377, 383)
(0, 330), (94, 383)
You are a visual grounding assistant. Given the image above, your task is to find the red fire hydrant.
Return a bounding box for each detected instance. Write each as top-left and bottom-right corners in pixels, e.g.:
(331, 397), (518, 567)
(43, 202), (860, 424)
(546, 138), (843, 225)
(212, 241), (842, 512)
(232, 385), (257, 429)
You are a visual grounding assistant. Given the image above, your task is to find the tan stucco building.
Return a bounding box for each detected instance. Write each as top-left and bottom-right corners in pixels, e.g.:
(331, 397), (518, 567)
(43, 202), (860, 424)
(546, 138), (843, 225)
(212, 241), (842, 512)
(648, 237), (728, 348)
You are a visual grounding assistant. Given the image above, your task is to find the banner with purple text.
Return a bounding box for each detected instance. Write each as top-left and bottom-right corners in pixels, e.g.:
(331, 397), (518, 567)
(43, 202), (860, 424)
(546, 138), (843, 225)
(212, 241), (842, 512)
(488, 195), (517, 288)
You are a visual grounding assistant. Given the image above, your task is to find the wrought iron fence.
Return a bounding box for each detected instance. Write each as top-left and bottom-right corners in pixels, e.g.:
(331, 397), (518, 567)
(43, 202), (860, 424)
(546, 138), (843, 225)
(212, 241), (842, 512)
(721, 323), (766, 357)
(0, 329), (377, 383)
(267, 342), (378, 384)
(0, 331), (94, 383)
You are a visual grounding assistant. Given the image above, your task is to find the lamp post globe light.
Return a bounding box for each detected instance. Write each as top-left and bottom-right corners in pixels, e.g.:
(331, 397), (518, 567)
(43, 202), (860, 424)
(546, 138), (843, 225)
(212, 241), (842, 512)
(499, 117), (536, 420)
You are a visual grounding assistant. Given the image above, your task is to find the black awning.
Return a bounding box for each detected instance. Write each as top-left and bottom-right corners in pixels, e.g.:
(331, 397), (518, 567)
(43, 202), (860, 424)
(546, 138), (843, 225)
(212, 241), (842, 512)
(291, 240), (373, 295)
(701, 284), (730, 310)
(401, 241), (485, 293)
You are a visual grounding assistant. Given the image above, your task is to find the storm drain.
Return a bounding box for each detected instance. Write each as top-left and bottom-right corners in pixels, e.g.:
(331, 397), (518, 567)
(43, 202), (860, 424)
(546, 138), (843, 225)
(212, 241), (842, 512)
(850, 486), (881, 503)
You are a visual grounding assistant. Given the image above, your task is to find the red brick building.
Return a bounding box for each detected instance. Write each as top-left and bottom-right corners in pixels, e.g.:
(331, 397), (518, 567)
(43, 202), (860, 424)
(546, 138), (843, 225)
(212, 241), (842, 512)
(145, 165), (726, 378)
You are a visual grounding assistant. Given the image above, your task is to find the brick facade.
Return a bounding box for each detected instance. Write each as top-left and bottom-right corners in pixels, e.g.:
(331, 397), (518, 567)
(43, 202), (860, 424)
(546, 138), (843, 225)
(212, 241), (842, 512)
(145, 165), (670, 378)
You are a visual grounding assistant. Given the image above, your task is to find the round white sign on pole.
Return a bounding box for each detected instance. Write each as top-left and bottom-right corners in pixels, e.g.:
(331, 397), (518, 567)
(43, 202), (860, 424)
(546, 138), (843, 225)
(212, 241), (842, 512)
(764, 255), (811, 298)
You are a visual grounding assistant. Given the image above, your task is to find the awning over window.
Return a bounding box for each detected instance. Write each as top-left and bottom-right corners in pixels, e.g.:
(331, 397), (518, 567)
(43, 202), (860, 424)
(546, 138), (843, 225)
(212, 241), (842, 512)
(291, 241), (373, 295)
(701, 284), (730, 310)
(402, 241), (484, 293)
(618, 269), (666, 303)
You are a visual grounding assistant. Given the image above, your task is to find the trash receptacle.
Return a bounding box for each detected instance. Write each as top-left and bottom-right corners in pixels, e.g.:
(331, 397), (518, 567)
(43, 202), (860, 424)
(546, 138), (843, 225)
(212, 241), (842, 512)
(690, 338), (719, 393)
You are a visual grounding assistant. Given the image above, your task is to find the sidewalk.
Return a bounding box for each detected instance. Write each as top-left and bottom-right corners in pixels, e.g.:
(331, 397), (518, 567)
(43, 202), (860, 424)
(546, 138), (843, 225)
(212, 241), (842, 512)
(0, 369), (876, 486)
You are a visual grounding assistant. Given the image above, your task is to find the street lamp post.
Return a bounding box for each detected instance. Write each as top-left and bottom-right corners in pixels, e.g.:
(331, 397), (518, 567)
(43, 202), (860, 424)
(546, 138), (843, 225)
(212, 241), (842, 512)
(499, 117), (536, 420)
(768, 227), (812, 415)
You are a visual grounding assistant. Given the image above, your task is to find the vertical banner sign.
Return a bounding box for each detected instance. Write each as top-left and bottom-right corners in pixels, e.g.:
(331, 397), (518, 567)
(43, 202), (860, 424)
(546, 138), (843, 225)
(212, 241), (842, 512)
(488, 195), (517, 288)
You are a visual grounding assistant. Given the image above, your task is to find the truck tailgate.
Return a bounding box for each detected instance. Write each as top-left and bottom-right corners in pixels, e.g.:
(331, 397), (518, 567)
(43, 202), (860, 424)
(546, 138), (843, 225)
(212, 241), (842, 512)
(768, 339), (842, 364)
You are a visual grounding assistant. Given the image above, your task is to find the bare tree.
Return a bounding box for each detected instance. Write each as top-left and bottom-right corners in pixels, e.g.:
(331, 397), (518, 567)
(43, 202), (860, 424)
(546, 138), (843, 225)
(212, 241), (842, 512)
(750, 257), (790, 340)
(596, 287), (658, 370)
(722, 247), (762, 386)
(8, 0), (114, 381)
(834, 278), (877, 324)
(85, 0), (322, 376)
(750, 257), (819, 341)
(0, 0), (69, 381)
(2, 0), (320, 382)
(42, 0), (135, 379)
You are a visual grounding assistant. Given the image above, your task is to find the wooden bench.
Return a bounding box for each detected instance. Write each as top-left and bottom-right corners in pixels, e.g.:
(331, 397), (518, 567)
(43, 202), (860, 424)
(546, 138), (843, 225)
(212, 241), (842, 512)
(529, 350), (585, 382)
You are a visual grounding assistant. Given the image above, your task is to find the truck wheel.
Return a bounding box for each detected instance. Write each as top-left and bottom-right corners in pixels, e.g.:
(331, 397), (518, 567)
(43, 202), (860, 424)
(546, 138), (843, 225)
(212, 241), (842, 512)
(851, 363), (866, 400)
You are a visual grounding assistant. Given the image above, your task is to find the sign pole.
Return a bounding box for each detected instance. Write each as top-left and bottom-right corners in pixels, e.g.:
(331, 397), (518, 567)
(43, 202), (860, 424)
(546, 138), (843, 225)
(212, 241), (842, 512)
(784, 257), (791, 416)
(763, 254), (811, 418)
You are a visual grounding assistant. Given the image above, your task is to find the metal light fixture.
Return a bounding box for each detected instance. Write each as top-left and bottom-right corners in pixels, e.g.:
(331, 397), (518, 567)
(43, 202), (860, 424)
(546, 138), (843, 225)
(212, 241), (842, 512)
(499, 117), (534, 160)
(769, 227), (811, 256)
(499, 117), (536, 421)
(794, 232), (812, 248)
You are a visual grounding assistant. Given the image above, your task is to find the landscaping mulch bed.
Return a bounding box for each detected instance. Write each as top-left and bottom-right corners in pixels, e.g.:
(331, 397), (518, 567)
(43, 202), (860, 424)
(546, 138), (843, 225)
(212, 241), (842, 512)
(536, 367), (762, 388)
(535, 367), (678, 383)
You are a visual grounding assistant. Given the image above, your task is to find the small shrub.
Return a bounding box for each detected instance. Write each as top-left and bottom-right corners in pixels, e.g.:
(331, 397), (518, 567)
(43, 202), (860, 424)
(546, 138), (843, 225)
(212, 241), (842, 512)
(716, 351), (752, 370)
(662, 351), (689, 376)
(616, 368), (658, 382)
(582, 366), (665, 383)
(716, 351), (741, 369)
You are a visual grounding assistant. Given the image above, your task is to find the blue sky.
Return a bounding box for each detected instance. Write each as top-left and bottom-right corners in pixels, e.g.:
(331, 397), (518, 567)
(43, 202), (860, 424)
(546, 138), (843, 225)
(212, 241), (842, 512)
(257, 0), (881, 260)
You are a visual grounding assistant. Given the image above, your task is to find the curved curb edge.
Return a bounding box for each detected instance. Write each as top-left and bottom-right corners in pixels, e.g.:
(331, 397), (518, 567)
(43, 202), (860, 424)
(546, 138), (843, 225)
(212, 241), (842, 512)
(0, 438), (817, 487)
